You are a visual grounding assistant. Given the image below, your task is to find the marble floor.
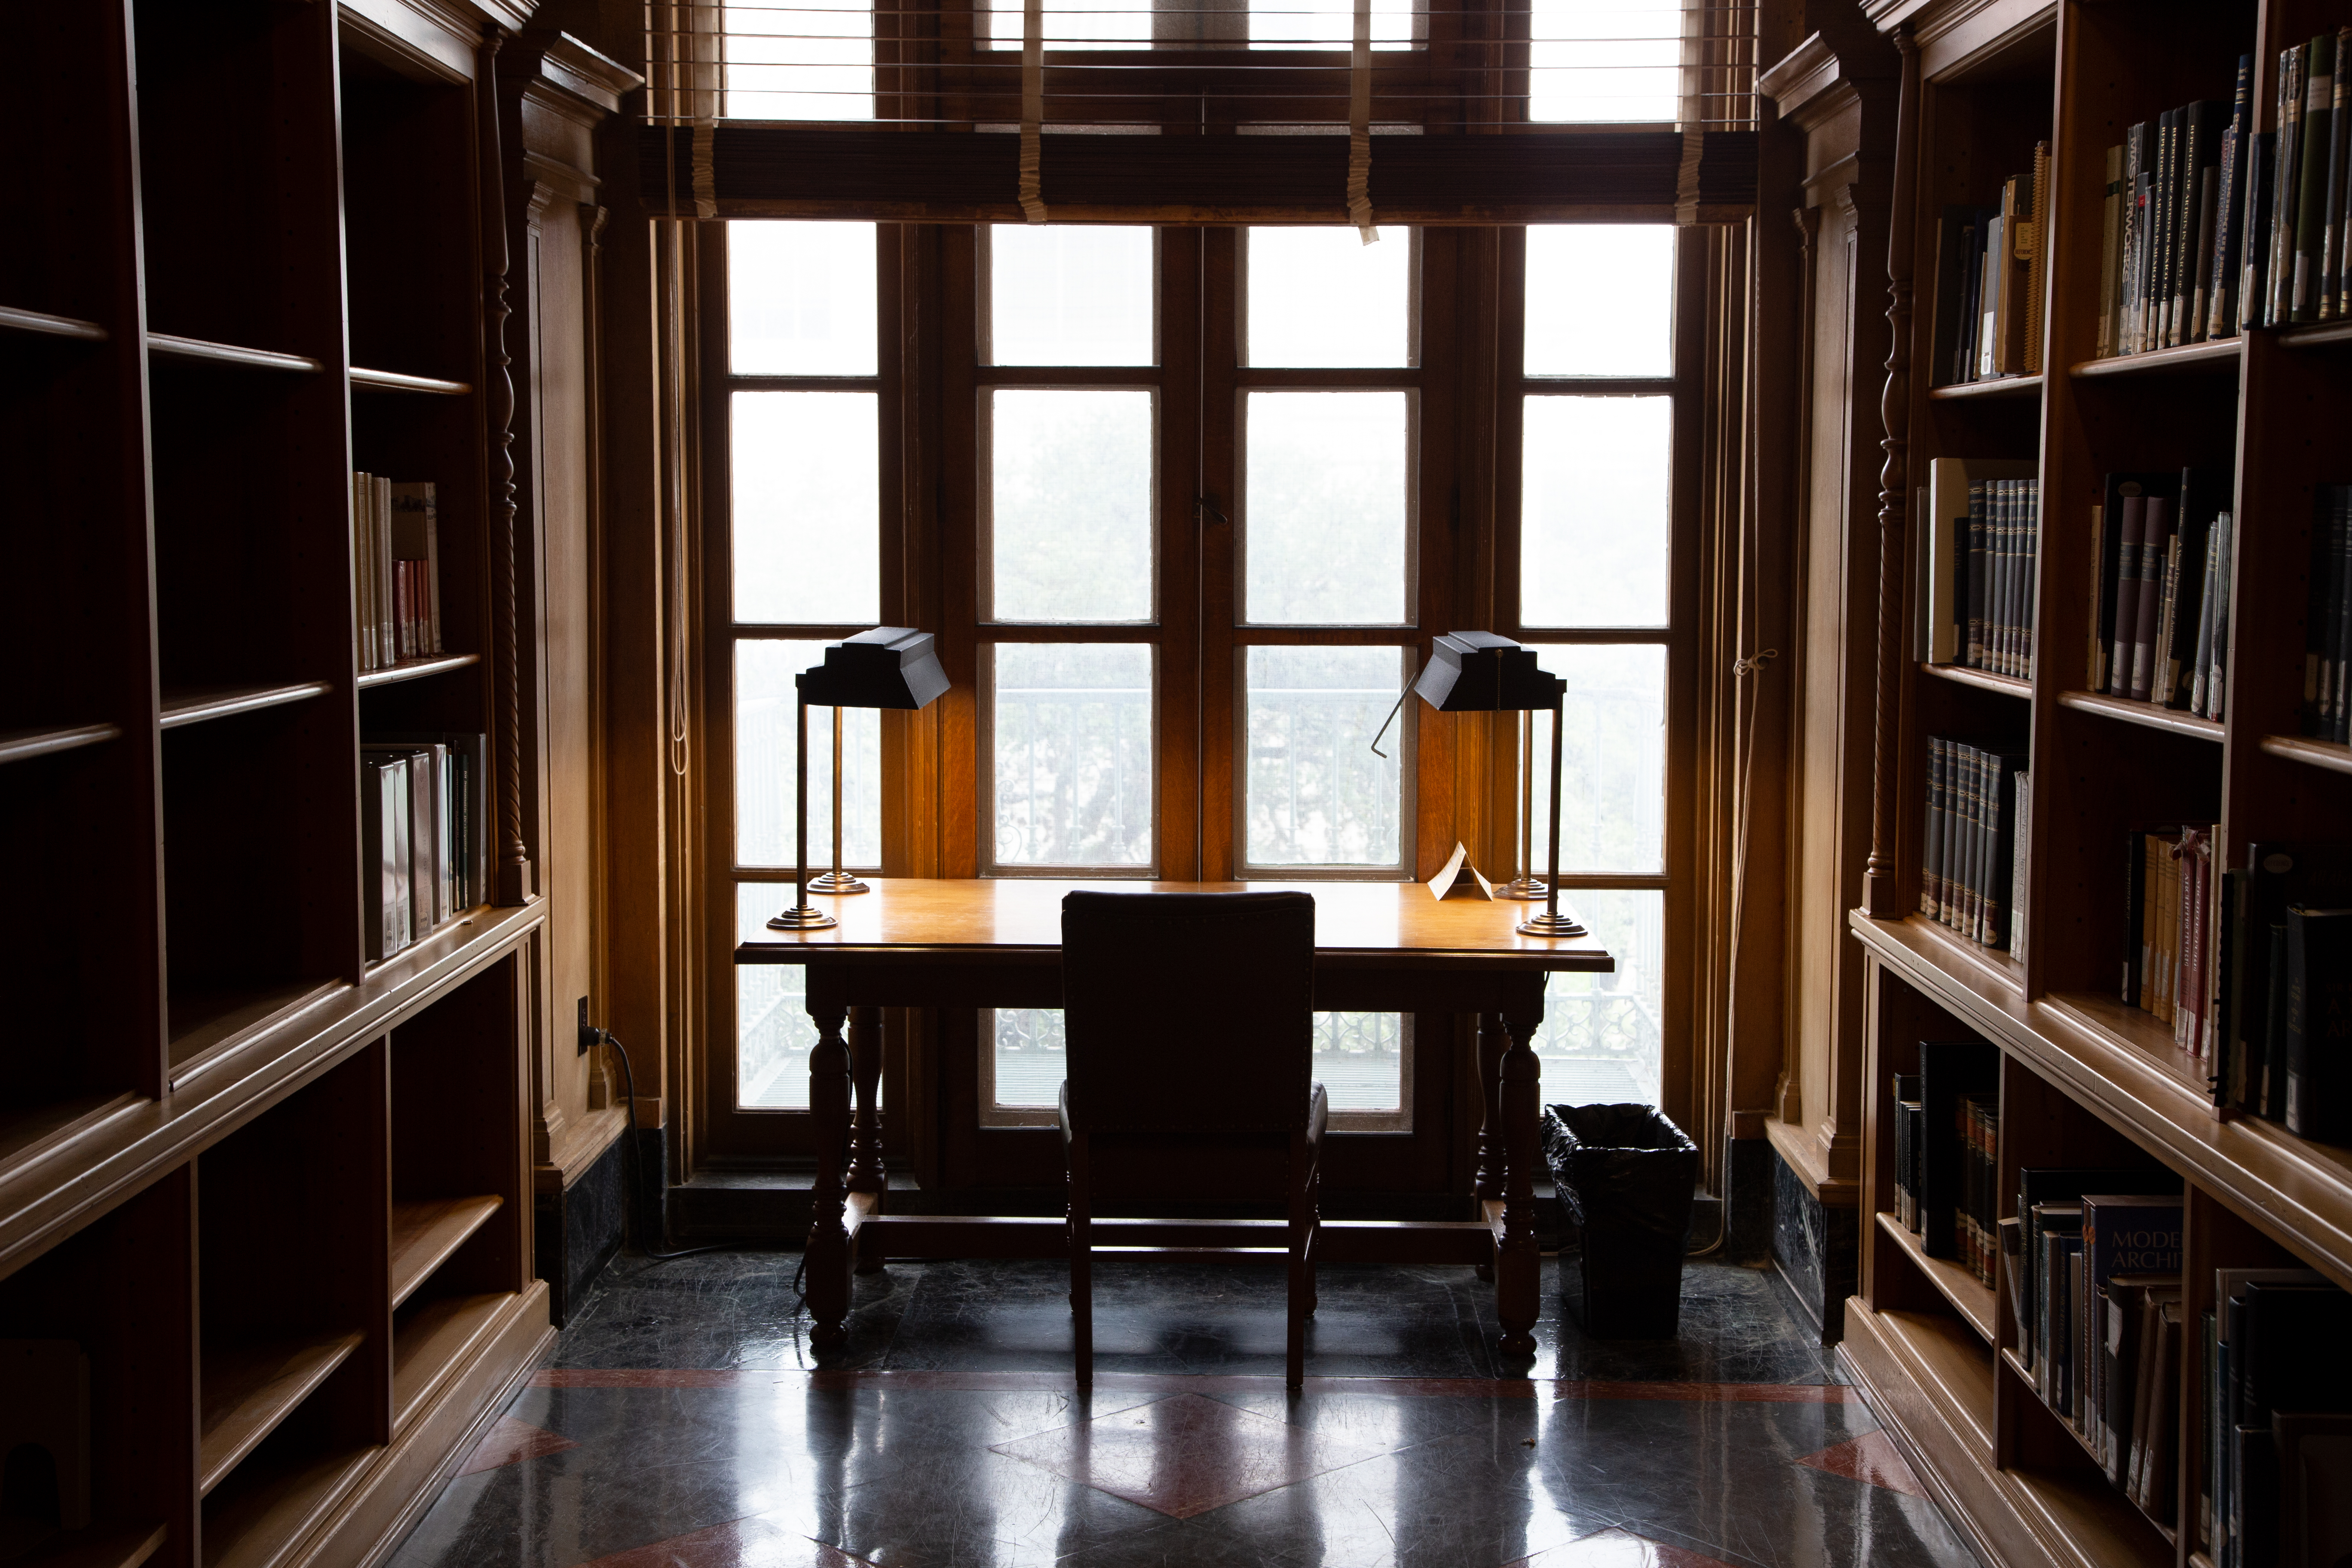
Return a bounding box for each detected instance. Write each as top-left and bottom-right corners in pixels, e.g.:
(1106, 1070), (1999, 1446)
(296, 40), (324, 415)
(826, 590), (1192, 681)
(388, 1253), (1980, 1568)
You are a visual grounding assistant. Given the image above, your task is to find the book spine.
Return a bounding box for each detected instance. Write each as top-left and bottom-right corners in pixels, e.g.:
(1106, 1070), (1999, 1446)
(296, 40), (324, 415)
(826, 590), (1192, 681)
(2101, 144), (2125, 356)
(2124, 830), (2147, 1005)
(2131, 497), (2174, 703)
(2089, 501), (2109, 689)
(2112, 492), (2147, 695)
(1968, 483), (1989, 668)
(2295, 35), (2338, 321)
(2209, 512), (2233, 721)
(2213, 58), (2254, 337)
(1925, 736), (1946, 921)
(2324, 35), (2352, 318)
(2011, 773), (2032, 962)
(2272, 46), (2306, 327)
(2154, 110), (2180, 350)
(2124, 126), (2149, 350)
(2024, 478), (2040, 679)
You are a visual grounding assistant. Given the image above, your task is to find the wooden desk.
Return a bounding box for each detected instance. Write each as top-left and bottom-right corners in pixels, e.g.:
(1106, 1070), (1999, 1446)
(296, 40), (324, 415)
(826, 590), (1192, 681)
(734, 878), (1614, 1359)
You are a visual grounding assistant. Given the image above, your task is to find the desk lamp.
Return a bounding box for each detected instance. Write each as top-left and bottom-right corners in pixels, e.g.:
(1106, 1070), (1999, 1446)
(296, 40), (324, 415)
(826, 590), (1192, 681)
(768, 628), (950, 931)
(1412, 632), (1585, 939)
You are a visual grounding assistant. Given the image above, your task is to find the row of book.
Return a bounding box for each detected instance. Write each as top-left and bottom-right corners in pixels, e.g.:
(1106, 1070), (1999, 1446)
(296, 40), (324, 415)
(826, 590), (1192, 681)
(2212, 844), (2352, 1146)
(1929, 144), (2051, 384)
(2301, 484), (2352, 741)
(1920, 737), (2029, 956)
(1919, 460), (2041, 679)
(2086, 469), (2235, 714)
(2095, 84), (2244, 355)
(1887, 1040), (2001, 1283)
(2251, 35), (2352, 330)
(354, 473), (445, 673)
(1890, 1059), (2000, 1287)
(2007, 1179), (2185, 1514)
(1884, 1063), (2352, 1555)
(2094, 36), (2352, 358)
(362, 733), (486, 962)
(2208, 1268), (2352, 1568)
(2124, 826), (2217, 1060)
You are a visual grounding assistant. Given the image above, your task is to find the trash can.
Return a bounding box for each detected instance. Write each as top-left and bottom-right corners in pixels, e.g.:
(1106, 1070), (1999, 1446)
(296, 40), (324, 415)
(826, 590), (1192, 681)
(1543, 1103), (1699, 1338)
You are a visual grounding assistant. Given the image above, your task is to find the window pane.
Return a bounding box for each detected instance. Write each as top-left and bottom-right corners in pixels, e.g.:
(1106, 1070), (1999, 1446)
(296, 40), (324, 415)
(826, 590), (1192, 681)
(735, 640), (882, 870)
(1315, 1012), (1403, 1112)
(992, 643), (1154, 867)
(1525, 226), (1675, 377)
(1520, 644), (1665, 876)
(1244, 645), (1404, 869)
(1530, 889), (1663, 1106)
(1246, 228), (1410, 368)
(729, 223), (878, 376)
(736, 882), (815, 1109)
(989, 390), (1155, 623)
(723, 0), (873, 121)
(989, 227), (1155, 366)
(990, 1008), (1065, 1109)
(732, 392), (880, 623)
(1245, 392), (1409, 625)
(1529, 0), (1680, 124)
(984, 0), (1149, 48)
(986, 1008), (1400, 1113)
(1248, 0), (1411, 52)
(1520, 395), (1669, 628)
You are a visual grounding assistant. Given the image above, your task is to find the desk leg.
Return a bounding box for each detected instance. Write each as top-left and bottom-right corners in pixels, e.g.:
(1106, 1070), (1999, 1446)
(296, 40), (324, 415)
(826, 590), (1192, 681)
(804, 979), (853, 1345)
(1475, 1014), (1506, 1200)
(1495, 1007), (1543, 1358)
(847, 1006), (887, 1274)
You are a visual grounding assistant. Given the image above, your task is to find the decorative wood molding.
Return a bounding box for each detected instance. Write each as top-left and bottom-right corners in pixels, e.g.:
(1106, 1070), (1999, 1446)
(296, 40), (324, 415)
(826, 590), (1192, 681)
(1861, 23), (1918, 920)
(479, 26), (536, 908)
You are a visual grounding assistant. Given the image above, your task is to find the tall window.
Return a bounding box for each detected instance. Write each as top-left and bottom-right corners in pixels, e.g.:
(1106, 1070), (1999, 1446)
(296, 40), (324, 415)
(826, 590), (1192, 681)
(726, 222), (885, 1113)
(714, 219), (1694, 1136)
(1516, 224), (1681, 1107)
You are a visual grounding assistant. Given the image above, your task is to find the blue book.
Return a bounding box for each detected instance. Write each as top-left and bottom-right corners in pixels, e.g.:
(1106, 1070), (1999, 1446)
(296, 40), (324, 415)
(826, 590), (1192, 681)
(2084, 1194), (2185, 1290)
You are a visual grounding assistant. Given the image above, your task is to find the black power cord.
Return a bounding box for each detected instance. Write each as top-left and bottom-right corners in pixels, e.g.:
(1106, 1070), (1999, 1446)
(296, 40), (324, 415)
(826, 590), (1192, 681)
(592, 1029), (793, 1287)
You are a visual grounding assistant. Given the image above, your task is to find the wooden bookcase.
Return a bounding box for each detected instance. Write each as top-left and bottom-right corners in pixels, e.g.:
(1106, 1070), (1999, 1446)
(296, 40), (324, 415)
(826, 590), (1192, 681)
(1837, 4), (2352, 1568)
(0, 3), (558, 1566)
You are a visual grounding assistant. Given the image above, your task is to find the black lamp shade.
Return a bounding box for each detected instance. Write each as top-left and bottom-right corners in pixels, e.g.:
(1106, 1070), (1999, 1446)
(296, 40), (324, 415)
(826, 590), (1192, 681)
(1413, 631), (1565, 712)
(796, 627), (950, 709)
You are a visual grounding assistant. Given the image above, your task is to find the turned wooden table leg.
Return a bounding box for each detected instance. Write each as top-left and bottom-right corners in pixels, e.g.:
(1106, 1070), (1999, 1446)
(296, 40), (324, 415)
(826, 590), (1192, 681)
(804, 973), (854, 1344)
(1495, 1002), (1544, 1358)
(1474, 1012), (1505, 1282)
(847, 1005), (887, 1273)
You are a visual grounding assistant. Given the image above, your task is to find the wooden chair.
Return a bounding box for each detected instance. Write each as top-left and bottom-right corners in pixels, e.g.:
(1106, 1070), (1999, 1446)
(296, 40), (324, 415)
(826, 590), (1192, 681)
(1058, 889), (1326, 1389)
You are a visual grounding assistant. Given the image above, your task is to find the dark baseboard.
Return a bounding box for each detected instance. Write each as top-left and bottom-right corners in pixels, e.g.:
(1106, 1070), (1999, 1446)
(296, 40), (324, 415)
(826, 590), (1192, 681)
(533, 1130), (628, 1326)
(1766, 1145), (1858, 1344)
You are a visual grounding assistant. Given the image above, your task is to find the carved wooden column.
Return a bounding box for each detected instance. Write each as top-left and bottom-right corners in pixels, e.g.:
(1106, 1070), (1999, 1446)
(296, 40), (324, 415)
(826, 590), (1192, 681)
(477, 26), (535, 908)
(1862, 23), (1919, 920)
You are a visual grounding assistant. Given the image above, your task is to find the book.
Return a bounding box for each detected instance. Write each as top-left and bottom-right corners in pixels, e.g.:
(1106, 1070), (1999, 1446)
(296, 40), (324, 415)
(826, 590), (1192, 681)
(1918, 1038), (1999, 1262)
(2295, 34), (2339, 322)
(2010, 770), (2032, 964)
(2102, 473), (2177, 696)
(2217, 1269), (2330, 1568)
(2272, 45), (2309, 328)
(1893, 1072), (1923, 1231)
(1925, 459), (2036, 666)
(2209, 58), (2254, 340)
(389, 481), (444, 659)
(2100, 144), (2125, 357)
(2284, 905), (2352, 1143)
(369, 732), (490, 913)
(2223, 845), (2352, 1118)
(2156, 467), (2234, 709)
(2014, 1167), (2177, 1371)
(361, 753), (413, 962)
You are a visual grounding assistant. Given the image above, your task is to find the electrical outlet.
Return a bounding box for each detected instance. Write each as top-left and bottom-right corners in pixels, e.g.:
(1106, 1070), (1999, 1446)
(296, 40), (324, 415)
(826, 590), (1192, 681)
(577, 996), (595, 1054)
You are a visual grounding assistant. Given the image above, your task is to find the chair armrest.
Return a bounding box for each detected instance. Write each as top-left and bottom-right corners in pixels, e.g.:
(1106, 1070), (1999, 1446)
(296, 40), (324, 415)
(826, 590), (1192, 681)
(1306, 1081), (1328, 1152)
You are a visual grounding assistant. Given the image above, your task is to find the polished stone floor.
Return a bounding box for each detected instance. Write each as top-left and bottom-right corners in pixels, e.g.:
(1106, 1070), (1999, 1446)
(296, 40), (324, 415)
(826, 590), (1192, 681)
(388, 1253), (1980, 1568)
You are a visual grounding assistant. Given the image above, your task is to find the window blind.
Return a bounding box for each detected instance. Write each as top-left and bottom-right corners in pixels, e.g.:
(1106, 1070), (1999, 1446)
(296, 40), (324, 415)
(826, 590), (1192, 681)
(640, 0), (1757, 224)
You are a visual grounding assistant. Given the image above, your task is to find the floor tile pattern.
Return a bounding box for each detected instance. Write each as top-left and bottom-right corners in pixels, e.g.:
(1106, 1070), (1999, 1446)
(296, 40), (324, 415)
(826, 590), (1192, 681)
(388, 1255), (1978, 1568)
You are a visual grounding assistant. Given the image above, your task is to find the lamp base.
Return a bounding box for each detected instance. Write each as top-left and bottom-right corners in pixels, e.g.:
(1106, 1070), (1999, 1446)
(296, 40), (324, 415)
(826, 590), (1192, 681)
(1516, 908), (1588, 939)
(1497, 876), (1549, 900)
(808, 870), (870, 894)
(766, 905), (839, 931)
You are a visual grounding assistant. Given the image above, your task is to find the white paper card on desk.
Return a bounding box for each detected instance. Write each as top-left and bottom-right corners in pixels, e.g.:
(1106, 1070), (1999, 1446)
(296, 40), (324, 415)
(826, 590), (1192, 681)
(1428, 843), (1494, 901)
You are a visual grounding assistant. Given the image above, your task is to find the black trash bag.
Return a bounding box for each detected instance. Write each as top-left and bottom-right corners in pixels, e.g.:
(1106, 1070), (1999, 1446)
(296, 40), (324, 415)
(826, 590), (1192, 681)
(1543, 1102), (1699, 1339)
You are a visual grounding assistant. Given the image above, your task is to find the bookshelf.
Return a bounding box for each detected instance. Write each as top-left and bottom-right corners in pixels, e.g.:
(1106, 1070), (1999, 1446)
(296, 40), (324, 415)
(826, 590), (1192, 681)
(1829, 4), (2352, 1566)
(0, 3), (567, 1567)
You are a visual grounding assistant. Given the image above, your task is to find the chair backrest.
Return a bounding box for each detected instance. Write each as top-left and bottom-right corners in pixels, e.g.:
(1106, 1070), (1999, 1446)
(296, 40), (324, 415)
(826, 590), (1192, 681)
(1060, 890), (1316, 1138)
